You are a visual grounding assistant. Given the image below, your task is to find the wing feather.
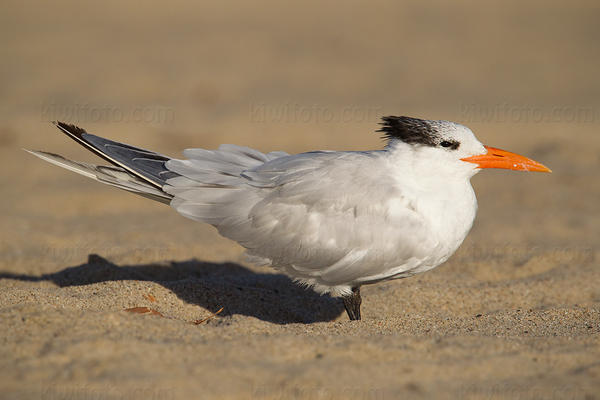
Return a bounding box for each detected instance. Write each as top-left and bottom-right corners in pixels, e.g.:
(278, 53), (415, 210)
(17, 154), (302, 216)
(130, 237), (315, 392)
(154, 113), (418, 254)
(165, 146), (438, 292)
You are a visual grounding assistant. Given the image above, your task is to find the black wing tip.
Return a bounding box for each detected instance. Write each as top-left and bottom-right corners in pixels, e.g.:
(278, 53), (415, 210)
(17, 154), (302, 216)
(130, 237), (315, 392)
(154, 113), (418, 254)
(53, 121), (88, 138)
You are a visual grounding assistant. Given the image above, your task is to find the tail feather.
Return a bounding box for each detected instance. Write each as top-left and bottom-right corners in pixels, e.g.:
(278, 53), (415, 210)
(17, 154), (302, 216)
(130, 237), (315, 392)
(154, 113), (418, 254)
(29, 122), (288, 212)
(26, 150), (173, 204)
(27, 121), (179, 204)
(53, 121), (178, 188)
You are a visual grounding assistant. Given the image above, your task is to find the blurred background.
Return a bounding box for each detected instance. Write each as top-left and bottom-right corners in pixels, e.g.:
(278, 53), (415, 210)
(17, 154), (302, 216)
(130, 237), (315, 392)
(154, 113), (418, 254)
(2, 0), (598, 263)
(1, 0), (598, 399)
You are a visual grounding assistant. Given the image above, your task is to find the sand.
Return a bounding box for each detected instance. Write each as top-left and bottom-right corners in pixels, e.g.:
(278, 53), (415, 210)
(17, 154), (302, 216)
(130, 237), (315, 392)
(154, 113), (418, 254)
(1, 0), (599, 398)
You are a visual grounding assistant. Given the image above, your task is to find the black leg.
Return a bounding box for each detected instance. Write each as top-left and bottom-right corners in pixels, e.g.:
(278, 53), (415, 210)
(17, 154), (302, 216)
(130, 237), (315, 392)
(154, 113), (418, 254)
(342, 286), (362, 321)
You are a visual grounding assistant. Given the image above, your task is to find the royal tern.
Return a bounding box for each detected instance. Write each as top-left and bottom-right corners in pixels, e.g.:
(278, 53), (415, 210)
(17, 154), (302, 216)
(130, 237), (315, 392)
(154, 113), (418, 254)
(28, 117), (551, 320)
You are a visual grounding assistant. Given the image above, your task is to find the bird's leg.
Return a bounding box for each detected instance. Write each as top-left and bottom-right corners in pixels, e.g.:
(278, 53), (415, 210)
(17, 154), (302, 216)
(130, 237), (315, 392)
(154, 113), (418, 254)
(342, 286), (362, 321)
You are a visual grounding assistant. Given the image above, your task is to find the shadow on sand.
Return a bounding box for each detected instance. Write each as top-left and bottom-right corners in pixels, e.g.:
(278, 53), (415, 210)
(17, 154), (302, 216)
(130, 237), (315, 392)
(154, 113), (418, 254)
(0, 254), (344, 324)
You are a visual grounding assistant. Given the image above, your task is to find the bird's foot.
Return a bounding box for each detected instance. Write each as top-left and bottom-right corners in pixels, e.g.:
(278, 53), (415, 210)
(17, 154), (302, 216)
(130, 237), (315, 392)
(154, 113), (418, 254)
(343, 286), (362, 321)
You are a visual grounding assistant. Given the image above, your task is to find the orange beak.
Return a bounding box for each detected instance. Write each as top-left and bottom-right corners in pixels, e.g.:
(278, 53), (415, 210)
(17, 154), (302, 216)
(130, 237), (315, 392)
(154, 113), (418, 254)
(461, 146), (551, 172)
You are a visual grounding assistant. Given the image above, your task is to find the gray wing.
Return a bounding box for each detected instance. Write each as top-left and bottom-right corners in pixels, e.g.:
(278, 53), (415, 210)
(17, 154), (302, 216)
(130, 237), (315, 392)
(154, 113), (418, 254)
(163, 144), (290, 225)
(28, 122), (180, 204)
(26, 150), (172, 204)
(53, 122), (179, 188)
(241, 151), (437, 291)
(165, 149), (436, 292)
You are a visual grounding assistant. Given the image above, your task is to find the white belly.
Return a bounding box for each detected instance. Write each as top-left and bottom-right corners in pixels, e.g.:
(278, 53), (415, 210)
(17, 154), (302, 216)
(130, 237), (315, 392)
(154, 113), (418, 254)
(245, 177), (478, 296)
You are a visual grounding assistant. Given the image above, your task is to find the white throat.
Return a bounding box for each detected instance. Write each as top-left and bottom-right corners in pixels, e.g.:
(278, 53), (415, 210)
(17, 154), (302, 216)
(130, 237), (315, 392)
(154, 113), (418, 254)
(385, 141), (479, 260)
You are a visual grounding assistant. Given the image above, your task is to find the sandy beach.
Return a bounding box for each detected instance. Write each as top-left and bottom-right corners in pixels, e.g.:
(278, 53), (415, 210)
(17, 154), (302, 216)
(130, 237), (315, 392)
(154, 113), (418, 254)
(1, 0), (599, 398)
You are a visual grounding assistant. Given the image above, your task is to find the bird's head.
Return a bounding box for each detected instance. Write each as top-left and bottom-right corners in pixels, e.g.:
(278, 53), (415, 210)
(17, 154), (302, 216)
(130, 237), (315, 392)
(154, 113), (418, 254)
(379, 116), (551, 178)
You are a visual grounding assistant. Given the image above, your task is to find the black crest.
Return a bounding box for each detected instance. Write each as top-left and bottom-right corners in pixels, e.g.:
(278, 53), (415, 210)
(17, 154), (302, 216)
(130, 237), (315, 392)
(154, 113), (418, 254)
(378, 116), (440, 147)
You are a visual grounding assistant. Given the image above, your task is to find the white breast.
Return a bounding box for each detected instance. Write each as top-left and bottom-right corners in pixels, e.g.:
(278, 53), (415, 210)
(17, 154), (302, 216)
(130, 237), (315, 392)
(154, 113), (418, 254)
(242, 151), (478, 296)
(167, 144), (479, 297)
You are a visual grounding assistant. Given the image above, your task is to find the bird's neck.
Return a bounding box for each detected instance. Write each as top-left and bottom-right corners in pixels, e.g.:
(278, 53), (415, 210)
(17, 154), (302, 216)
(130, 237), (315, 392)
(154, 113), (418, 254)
(385, 143), (478, 254)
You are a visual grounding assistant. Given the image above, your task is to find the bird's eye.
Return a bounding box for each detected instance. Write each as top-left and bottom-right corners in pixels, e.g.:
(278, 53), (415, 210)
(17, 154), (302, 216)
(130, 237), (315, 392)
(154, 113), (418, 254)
(440, 140), (459, 150)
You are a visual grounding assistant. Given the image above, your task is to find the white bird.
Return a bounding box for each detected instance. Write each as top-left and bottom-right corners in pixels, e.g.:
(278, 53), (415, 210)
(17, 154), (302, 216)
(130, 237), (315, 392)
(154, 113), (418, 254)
(28, 117), (551, 320)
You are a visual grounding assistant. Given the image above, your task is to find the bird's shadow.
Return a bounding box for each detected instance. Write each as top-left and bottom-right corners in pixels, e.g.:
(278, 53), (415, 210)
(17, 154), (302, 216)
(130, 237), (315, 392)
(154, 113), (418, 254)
(0, 254), (344, 324)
